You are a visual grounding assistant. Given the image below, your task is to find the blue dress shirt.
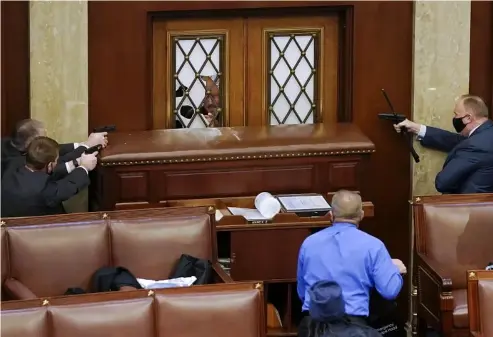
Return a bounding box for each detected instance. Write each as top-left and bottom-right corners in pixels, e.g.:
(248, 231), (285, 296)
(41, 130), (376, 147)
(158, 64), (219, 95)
(297, 222), (403, 316)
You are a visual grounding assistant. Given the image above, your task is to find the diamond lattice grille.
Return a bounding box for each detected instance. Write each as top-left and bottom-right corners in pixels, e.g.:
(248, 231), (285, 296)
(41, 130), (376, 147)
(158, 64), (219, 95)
(173, 36), (224, 128)
(268, 33), (319, 125)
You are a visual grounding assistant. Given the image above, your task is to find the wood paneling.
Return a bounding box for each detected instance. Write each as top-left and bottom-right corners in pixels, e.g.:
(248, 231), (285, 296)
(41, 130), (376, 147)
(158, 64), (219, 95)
(95, 155), (365, 210)
(88, 0), (413, 319)
(1, 1), (30, 137)
(470, 1), (493, 115)
(230, 228), (310, 281)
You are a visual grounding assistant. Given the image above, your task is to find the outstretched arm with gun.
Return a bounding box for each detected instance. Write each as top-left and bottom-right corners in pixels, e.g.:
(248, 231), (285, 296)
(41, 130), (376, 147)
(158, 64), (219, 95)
(394, 119), (465, 153)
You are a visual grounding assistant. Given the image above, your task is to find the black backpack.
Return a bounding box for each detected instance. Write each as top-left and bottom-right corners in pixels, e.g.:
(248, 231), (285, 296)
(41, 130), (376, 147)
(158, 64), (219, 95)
(169, 254), (212, 285)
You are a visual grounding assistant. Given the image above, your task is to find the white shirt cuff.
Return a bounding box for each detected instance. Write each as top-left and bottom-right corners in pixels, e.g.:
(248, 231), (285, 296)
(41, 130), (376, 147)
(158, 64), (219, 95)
(417, 125), (427, 139)
(78, 166), (89, 175)
(65, 162), (72, 173)
(74, 142), (89, 149)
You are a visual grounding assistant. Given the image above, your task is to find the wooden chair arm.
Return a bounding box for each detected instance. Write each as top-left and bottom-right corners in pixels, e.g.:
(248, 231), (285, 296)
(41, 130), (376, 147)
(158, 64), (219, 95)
(3, 278), (38, 300)
(212, 263), (234, 283)
(416, 253), (453, 292)
(415, 253), (455, 329)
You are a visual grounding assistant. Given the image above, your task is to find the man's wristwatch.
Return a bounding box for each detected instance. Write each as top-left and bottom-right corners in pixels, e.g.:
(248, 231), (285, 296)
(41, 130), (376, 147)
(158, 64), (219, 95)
(72, 159), (80, 168)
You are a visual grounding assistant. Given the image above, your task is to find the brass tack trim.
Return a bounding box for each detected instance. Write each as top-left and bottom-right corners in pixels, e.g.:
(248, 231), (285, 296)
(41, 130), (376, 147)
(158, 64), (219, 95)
(415, 197), (421, 203)
(468, 271), (477, 279)
(412, 285), (418, 296)
(148, 290), (155, 296)
(102, 213), (108, 219)
(207, 206), (215, 213)
(255, 283), (262, 289)
(101, 149), (376, 167)
(42, 299), (50, 306)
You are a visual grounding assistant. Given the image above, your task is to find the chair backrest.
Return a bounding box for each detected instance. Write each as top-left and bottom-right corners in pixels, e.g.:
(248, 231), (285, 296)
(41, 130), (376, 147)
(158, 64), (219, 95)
(467, 270), (493, 337)
(413, 194), (493, 289)
(1, 207), (216, 297)
(1, 282), (265, 337)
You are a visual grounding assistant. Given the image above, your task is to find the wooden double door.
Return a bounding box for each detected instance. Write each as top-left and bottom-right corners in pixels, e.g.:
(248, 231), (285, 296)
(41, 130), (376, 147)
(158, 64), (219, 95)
(152, 14), (340, 129)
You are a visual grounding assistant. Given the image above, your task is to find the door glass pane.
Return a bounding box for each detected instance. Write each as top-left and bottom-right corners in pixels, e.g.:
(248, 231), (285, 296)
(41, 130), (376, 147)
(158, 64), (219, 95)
(172, 35), (224, 128)
(268, 32), (320, 125)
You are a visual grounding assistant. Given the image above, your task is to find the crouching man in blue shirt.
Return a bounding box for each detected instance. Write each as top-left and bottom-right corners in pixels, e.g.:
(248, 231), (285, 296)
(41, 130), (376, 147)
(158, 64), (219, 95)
(297, 190), (406, 335)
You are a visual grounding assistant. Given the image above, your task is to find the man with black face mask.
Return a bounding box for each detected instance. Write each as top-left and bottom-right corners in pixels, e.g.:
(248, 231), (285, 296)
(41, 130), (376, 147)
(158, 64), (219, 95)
(394, 95), (493, 194)
(1, 136), (98, 217)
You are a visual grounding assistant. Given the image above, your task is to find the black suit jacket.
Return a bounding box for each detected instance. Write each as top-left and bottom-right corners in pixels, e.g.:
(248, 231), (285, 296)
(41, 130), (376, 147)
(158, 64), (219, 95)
(1, 138), (86, 178)
(420, 120), (493, 193)
(1, 166), (90, 217)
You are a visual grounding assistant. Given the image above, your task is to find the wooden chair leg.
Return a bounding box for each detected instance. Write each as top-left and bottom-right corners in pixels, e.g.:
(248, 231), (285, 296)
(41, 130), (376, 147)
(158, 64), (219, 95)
(411, 284), (418, 336)
(416, 317), (423, 335)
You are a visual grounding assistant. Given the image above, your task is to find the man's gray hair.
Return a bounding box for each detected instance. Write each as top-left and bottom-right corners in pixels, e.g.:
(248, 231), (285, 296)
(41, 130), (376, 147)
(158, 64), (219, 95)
(11, 119), (45, 152)
(331, 190), (363, 220)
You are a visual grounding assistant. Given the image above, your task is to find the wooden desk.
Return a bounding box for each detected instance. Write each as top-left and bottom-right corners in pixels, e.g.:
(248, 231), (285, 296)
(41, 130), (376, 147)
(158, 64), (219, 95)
(90, 123), (375, 211)
(166, 193), (375, 336)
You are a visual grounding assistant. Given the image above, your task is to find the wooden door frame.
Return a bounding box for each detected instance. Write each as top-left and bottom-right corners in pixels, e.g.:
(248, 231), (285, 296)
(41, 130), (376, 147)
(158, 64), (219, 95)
(148, 4), (354, 129)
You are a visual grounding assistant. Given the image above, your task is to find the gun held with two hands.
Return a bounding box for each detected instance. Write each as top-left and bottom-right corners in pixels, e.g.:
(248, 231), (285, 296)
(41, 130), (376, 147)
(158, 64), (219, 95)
(84, 144), (103, 155)
(378, 89), (420, 163)
(88, 125), (115, 156)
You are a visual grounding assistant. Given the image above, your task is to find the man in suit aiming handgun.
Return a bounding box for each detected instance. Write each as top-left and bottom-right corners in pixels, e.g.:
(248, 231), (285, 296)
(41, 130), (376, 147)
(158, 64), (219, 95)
(1, 119), (109, 178)
(394, 94), (493, 194)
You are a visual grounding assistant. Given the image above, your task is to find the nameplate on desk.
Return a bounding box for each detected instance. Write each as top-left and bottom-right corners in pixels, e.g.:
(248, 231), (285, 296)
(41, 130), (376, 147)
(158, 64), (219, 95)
(248, 219), (272, 225)
(276, 194), (331, 217)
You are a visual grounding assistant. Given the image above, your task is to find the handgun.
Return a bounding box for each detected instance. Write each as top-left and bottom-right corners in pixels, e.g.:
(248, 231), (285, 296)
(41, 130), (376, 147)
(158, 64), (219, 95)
(379, 89), (420, 163)
(84, 144), (102, 155)
(377, 113), (406, 124)
(93, 125), (116, 133)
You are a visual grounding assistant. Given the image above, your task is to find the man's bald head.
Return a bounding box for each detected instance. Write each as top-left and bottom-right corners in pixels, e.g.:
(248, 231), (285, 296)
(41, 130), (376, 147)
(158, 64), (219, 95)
(453, 95), (489, 135)
(455, 95), (489, 118)
(331, 190), (364, 223)
(11, 119), (46, 152)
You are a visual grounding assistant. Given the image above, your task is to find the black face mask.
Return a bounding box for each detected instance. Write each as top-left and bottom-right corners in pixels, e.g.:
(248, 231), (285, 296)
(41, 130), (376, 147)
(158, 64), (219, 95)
(452, 116), (468, 133)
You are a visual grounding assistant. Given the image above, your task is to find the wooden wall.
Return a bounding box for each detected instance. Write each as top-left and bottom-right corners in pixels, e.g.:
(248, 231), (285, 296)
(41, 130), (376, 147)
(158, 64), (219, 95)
(470, 1), (493, 116)
(2, 2), (491, 131)
(87, 0), (414, 318)
(1, 1), (30, 137)
(1, 0), (491, 319)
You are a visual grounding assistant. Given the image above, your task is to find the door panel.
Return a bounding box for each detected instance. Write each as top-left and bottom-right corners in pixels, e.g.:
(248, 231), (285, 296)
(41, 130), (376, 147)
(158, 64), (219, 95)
(230, 229), (310, 281)
(152, 14), (340, 129)
(247, 16), (339, 126)
(153, 18), (245, 129)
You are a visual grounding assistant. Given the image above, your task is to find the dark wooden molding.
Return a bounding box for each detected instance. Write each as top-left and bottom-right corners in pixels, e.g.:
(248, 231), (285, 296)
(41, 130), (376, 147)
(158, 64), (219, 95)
(470, 1), (493, 115)
(1, 1), (30, 137)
